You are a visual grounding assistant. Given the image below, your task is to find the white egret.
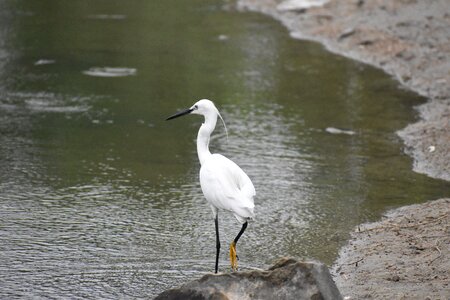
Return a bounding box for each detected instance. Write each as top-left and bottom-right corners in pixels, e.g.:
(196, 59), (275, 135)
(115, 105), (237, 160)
(166, 99), (255, 273)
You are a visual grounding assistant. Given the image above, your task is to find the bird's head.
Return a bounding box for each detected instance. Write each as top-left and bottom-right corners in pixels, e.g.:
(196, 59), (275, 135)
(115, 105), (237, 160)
(166, 99), (228, 138)
(190, 99), (217, 116)
(166, 99), (216, 120)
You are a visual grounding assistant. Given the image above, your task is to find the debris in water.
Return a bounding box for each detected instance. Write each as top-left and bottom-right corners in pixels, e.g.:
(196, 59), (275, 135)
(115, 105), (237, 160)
(218, 34), (229, 41)
(325, 127), (356, 135)
(34, 59), (56, 66)
(82, 67), (137, 77)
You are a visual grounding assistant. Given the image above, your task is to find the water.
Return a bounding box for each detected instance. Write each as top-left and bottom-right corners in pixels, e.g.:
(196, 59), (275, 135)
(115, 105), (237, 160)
(0, 0), (448, 298)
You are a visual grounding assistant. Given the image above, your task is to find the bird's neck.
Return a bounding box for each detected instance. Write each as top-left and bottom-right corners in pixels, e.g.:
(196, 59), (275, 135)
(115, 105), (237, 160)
(197, 113), (217, 165)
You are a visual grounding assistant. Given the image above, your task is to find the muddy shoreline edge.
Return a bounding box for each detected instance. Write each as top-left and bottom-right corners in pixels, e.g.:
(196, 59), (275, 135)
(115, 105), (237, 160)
(236, 0), (450, 298)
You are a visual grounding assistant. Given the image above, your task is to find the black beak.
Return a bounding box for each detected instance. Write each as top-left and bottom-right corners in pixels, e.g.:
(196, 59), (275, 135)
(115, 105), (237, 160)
(166, 107), (193, 121)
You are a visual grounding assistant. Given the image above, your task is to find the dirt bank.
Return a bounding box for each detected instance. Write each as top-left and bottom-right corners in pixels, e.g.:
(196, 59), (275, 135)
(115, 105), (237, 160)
(237, 0), (450, 181)
(332, 198), (449, 299)
(236, 0), (450, 298)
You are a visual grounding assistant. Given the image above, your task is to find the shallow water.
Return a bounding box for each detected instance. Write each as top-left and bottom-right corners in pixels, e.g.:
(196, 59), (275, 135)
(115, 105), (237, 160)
(0, 0), (449, 298)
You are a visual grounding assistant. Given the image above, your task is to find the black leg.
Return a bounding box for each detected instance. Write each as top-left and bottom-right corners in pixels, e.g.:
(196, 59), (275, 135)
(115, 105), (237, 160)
(234, 221), (248, 244)
(214, 215), (220, 273)
(229, 221), (248, 271)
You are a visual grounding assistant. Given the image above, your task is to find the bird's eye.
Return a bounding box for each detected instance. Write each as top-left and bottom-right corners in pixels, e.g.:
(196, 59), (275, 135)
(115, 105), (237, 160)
(194, 105), (198, 110)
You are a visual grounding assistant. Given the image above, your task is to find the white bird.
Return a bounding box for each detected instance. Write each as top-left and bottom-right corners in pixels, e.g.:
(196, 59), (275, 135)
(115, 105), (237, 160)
(166, 99), (255, 273)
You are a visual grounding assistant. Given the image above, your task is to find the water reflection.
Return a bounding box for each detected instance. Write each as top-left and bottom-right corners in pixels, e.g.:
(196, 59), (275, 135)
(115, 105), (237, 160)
(0, 0), (449, 298)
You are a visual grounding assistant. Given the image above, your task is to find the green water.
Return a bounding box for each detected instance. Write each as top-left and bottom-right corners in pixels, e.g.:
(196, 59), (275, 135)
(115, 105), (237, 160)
(0, 0), (448, 297)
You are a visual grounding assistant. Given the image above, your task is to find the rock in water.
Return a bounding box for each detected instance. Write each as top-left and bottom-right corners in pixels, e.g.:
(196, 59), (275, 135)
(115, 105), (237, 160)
(155, 258), (342, 300)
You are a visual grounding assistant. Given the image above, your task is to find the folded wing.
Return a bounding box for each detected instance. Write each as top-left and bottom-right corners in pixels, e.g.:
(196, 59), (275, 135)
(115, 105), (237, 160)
(200, 154), (255, 223)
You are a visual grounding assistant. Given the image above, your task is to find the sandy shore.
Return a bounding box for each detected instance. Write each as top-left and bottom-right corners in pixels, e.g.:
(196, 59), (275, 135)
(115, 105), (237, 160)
(237, 0), (450, 298)
(332, 198), (449, 299)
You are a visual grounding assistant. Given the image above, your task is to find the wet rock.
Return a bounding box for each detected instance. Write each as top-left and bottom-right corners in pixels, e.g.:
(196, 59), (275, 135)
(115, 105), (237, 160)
(155, 258), (342, 300)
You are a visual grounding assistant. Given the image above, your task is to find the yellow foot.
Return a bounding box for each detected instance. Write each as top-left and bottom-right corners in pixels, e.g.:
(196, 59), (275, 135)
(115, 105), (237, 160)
(230, 241), (238, 271)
